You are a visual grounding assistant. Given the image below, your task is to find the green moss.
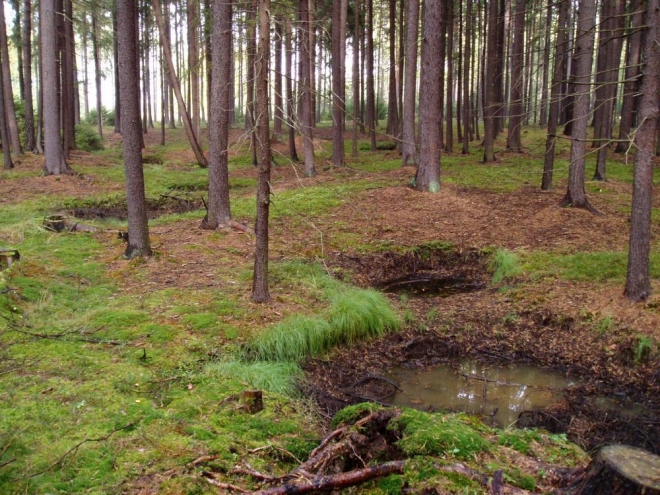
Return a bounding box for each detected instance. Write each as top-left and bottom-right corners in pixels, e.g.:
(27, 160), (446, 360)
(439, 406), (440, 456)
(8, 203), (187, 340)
(332, 403), (383, 428)
(498, 429), (542, 455)
(392, 409), (492, 460)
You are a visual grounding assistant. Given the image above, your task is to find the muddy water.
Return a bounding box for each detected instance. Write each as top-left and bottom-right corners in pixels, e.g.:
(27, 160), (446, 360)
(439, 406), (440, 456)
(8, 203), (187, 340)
(388, 361), (581, 428)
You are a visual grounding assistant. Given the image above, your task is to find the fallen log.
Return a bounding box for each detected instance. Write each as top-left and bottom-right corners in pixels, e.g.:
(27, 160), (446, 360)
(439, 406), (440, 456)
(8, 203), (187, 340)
(252, 460), (405, 495)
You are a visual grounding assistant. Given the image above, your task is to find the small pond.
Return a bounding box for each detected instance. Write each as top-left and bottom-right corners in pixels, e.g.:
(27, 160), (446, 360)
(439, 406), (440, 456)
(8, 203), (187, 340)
(388, 360), (581, 428)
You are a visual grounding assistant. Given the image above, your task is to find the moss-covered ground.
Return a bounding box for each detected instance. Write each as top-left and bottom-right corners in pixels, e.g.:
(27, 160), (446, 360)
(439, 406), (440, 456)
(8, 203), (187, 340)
(1, 123), (658, 493)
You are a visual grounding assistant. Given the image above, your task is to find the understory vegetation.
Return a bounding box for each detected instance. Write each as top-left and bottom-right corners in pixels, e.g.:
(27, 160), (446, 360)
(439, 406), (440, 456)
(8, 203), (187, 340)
(1, 124), (659, 493)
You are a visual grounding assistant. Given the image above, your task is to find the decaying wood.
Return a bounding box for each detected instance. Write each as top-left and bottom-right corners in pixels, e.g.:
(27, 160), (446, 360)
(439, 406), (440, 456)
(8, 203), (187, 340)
(253, 460), (405, 494)
(202, 472), (251, 493)
(560, 445), (660, 495)
(0, 249), (20, 269)
(241, 390), (264, 414)
(44, 215), (98, 233)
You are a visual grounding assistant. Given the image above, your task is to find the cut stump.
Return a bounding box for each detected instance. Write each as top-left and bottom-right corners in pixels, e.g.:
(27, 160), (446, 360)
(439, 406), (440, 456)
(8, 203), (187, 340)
(572, 445), (660, 495)
(241, 390), (263, 414)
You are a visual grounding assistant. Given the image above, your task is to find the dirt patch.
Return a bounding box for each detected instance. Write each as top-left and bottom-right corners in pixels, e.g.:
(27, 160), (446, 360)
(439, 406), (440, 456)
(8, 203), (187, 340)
(70, 194), (205, 221)
(303, 249), (660, 455)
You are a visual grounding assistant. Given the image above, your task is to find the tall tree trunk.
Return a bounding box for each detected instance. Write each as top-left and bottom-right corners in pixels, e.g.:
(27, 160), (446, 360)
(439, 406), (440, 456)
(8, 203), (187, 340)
(118, 0), (151, 259)
(462, 0), (472, 155)
(252, 0), (271, 303)
(113, 5), (121, 133)
(203, 0), (232, 230)
(164, 0), (175, 128)
(444, 0), (453, 153)
(246, 0), (258, 165)
(561, 0), (597, 210)
(616, 0), (644, 153)
(593, 0), (625, 180)
(285, 18), (298, 161)
(152, 0), (208, 167)
(625, 0), (660, 301)
(23, 0), (35, 152)
(42, 0), (72, 174)
(415, 0), (442, 193)
(299, 0), (316, 176)
(0, 49), (13, 168)
(541, 0), (569, 191)
(273, 17), (283, 137)
(10, 0), (24, 100)
(332, 0), (347, 167)
(352, 0), (360, 158)
(81, 13), (89, 119)
(506, 0), (524, 151)
(483, 0), (499, 162)
(61, 0), (76, 155)
(539, 0), (552, 127)
(92, 8), (103, 137)
(187, 0), (200, 139)
(401, 0), (419, 166)
(386, 0), (399, 137)
(365, 0), (377, 151)
(0, 4), (22, 154)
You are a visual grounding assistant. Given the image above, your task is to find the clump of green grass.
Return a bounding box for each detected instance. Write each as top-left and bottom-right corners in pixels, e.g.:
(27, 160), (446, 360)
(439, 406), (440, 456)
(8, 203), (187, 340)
(392, 409), (492, 459)
(635, 335), (655, 365)
(246, 288), (400, 362)
(205, 360), (303, 396)
(490, 249), (522, 284)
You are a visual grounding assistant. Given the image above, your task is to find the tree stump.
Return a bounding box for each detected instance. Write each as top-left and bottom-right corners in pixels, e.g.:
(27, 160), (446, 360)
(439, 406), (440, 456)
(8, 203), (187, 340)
(0, 249), (20, 269)
(44, 215), (67, 232)
(241, 390), (263, 414)
(573, 445), (660, 494)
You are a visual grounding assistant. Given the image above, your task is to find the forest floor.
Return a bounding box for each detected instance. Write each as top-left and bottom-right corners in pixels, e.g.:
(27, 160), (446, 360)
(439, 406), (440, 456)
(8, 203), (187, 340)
(1, 123), (660, 494)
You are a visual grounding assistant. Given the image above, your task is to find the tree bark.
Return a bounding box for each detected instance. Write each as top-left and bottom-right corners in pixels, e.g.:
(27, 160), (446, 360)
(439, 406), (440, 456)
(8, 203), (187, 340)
(152, 0), (208, 167)
(331, 0), (347, 167)
(506, 0), (524, 151)
(539, 0), (552, 128)
(625, 0), (660, 301)
(444, 0), (453, 153)
(92, 7), (103, 138)
(0, 3), (22, 155)
(299, 0), (316, 176)
(616, 0), (644, 153)
(386, 0), (399, 137)
(61, 0), (76, 155)
(561, 0), (597, 210)
(0, 46), (14, 169)
(23, 0), (35, 152)
(401, 0), (419, 166)
(42, 0), (72, 175)
(365, 0), (377, 151)
(462, 0), (473, 155)
(273, 18), (283, 137)
(541, 0), (569, 191)
(284, 18), (298, 162)
(415, 0), (442, 193)
(113, 5), (121, 133)
(203, 0), (233, 231)
(483, 0), (499, 162)
(252, 0), (271, 303)
(187, 0), (200, 140)
(351, 0), (360, 158)
(118, 0), (151, 259)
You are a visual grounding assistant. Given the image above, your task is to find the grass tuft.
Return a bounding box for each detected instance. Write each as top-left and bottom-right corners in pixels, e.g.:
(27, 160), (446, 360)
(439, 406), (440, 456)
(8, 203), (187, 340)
(490, 249), (522, 284)
(205, 360), (303, 396)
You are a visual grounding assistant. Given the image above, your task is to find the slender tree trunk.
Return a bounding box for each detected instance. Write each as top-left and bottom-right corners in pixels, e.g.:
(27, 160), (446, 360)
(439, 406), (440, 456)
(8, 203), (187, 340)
(0, 4), (22, 154)
(352, 0), (360, 158)
(92, 9), (103, 137)
(299, 0), (315, 176)
(386, 0), (399, 137)
(0, 50), (13, 168)
(203, 0), (232, 230)
(273, 17), (283, 137)
(10, 0), (24, 101)
(415, 0), (442, 193)
(187, 0), (200, 139)
(331, 0), (346, 167)
(401, 0), (419, 166)
(542, 0), (569, 191)
(81, 13), (89, 119)
(285, 18), (298, 161)
(483, 0), (499, 162)
(365, 0), (377, 151)
(445, 0), (453, 153)
(616, 0), (644, 153)
(113, 5), (121, 133)
(625, 0), (660, 301)
(23, 0), (35, 152)
(42, 0), (72, 174)
(539, 0), (552, 127)
(61, 0), (76, 155)
(152, 0), (208, 167)
(118, 0), (151, 259)
(462, 0), (472, 155)
(252, 0), (271, 303)
(561, 0), (597, 210)
(506, 0), (524, 151)
(246, 0), (258, 165)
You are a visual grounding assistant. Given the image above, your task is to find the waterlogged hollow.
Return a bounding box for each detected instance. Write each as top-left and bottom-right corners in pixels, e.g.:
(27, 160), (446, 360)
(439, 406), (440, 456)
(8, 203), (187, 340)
(388, 360), (581, 428)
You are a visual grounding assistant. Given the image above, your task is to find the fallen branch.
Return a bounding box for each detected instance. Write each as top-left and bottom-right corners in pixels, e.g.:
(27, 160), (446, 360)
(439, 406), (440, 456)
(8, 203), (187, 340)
(202, 472), (251, 493)
(254, 461), (405, 495)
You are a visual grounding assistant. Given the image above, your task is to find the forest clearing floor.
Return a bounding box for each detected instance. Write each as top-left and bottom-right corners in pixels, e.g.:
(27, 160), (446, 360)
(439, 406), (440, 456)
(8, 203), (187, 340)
(1, 125), (660, 493)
